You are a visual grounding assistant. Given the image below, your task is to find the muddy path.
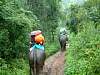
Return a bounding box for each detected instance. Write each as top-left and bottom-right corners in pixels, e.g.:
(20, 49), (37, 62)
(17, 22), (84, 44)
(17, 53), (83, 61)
(40, 51), (66, 75)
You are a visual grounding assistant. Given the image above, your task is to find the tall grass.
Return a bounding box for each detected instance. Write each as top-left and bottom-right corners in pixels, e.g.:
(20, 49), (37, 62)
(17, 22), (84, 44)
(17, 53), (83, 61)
(64, 21), (100, 75)
(0, 58), (29, 75)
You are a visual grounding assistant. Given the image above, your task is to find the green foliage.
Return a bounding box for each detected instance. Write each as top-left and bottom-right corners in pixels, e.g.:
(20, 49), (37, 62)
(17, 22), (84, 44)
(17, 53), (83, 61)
(66, 0), (100, 34)
(64, 0), (100, 75)
(0, 58), (29, 75)
(0, 0), (38, 59)
(45, 40), (60, 57)
(64, 21), (100, 75)
(27, 0), (61, 55)
(27, 0), (61, 42)
(0, 0), (61, 74)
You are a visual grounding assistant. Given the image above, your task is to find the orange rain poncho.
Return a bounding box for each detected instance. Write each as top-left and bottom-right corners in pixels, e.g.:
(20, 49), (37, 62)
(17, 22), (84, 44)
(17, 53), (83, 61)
(35, 34), (44, 44)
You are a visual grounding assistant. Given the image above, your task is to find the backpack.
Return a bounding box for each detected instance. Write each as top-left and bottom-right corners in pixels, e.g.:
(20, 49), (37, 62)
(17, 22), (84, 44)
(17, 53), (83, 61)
(35, 34), (44, 45)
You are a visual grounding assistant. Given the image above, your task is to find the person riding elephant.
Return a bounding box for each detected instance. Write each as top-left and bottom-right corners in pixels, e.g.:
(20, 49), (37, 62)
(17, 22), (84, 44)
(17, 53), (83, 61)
(59, 28), (68, 51)
(30, 30), (42, 47)
(29, 30), (45, 51)
(29, 30), (46, 75)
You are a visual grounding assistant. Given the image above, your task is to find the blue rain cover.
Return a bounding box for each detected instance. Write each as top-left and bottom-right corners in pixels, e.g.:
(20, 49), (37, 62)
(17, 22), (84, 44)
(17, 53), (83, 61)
(32, 44), (44, 50)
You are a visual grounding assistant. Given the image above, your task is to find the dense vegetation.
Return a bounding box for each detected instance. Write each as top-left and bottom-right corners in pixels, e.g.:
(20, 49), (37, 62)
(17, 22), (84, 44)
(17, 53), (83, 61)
(0, 0), (100, 75)
(0, 0), (60, 74)
(0, 0), (37, 74)
(64, 0), (100, 75)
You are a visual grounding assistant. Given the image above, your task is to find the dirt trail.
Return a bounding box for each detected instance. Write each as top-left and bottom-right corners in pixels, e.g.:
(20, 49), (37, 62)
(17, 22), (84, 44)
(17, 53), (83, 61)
(40, 51), (65, 75)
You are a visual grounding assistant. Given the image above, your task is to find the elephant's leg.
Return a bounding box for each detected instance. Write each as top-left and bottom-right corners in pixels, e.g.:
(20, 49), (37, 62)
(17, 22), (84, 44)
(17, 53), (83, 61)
(36, 51), (45, 75)
(36, 63), (44, 75)
(31, 68), (34, 75)
(36, 66), (40, 75)
(60, 42), (63, 51)
(29, 62), (33, 75)
(29, 66), (32, 75)
(36, 62), (44, 75)
(61, 42), (66, 51)
(63, 42), (66, 51)
(33, 64), (37, 75)
(62, 45), (64, 51)
(36, 63), (43, 75)
(30, 66), (34, 75)
(31, 67), (36, 75)
(62, 43), (65, 51)
(64, 44), (66, 51)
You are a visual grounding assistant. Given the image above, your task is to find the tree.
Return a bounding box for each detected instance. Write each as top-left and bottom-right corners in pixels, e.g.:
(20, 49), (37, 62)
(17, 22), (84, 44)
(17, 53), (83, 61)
(27, 0), (61, 42)
(0, 0), (38, 60)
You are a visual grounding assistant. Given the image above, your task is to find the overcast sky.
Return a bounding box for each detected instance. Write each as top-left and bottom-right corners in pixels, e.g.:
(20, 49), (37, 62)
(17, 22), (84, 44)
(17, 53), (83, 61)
(63, 0), (85, 5)
(61, 0), (85, 11)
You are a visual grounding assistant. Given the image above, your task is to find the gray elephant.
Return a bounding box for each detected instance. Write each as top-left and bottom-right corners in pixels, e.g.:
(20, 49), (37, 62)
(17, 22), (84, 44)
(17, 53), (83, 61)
(29, 46), (46, 75)
(59, 28), (68, 51)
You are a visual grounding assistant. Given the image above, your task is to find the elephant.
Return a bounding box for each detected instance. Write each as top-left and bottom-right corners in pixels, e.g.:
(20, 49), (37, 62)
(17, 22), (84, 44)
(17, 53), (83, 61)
(59, 33), (68, 51)
(29, 48), (46, 75)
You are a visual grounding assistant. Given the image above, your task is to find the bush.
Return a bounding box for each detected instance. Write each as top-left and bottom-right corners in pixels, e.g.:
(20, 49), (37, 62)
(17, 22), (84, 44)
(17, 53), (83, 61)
(45, 40), (60, 57)
(64, 21), (100, 75)
(0, 0), (38, 59)
(0, 58), (29, 75)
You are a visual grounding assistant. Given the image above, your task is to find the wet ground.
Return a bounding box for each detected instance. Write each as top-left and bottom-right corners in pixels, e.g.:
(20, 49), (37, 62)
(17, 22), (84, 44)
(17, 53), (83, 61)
(39, 44), (69, 75)
(40, 51), (65, 75)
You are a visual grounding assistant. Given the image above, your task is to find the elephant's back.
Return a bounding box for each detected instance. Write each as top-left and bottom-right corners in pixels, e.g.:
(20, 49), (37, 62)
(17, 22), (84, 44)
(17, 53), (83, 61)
(36, 49), (45, 63)
(59, 34), (67, 41)
(29, 49), (45, 64)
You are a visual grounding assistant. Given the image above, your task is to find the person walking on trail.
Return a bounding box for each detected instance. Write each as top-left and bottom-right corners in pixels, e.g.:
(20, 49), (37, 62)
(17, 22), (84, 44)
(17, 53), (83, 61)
(30, 30), (45, 51)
